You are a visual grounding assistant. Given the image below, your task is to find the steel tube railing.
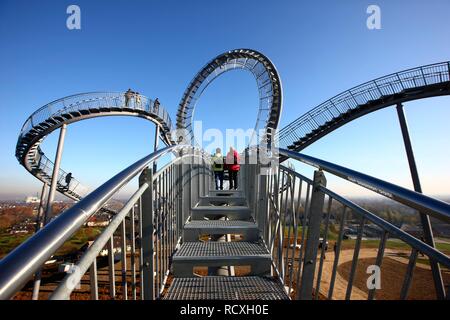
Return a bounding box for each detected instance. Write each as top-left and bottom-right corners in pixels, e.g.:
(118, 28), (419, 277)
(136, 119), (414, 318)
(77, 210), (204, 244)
(247, 145), (449, 300)
(0, 145), (181, 300)
(50, 183), (149, 299)
(279, 148), (450, 223)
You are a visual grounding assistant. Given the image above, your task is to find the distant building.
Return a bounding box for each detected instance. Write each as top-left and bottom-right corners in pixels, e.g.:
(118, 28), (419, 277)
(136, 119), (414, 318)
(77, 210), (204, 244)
(87, 220), (109, 227)
(25, 196), (40, 204)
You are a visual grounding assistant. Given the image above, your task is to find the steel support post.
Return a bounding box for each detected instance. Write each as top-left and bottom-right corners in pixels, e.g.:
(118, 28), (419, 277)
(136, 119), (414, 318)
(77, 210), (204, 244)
(153, 125), (160, 173)
(396, 103), (445, 299)
(139, 168), (154, 300)
(299, 170), (327, 300)
(31, 182), (49, 300)
(44, 123), (67, 224)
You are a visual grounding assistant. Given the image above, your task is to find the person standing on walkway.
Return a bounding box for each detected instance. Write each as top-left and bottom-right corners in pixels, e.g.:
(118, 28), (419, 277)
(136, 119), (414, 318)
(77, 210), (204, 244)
(226, 147), (240, 190)
(135, 91), (142, 108)
(153, 98), (160, 114)
(124, 88), (133, 107)
(211, 148), (224, 190)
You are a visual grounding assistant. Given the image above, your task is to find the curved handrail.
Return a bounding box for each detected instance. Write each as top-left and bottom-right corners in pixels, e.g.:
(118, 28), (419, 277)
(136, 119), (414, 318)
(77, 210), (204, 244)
(278, 61), (450, 150)
(16, 91), (175, 200)
(177, 48), (282, 146)
(278, 148), (450, 223)
(278, 164), (450, 269)
(0, 145), (189, 299)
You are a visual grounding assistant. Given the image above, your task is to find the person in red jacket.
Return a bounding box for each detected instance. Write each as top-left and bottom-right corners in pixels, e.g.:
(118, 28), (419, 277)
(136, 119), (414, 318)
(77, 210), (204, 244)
(226, 147), (240, 190)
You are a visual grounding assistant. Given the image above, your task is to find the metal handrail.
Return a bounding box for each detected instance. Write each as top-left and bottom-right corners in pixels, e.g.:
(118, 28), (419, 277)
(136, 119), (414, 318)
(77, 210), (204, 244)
(319, 186), (450, 268)
(279, 148), (450, 223)
(0, 145), (186, 300)
(50, 182), (149, 300)
(278, 61), (450, 148)
(279, 164), (450, 268)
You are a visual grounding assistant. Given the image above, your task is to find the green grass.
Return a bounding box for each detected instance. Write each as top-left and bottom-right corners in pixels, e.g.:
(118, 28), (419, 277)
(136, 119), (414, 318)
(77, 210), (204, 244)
(0, 233), (32, 257)
(0, 227), (103, 258)
(282, 225), (450, 254)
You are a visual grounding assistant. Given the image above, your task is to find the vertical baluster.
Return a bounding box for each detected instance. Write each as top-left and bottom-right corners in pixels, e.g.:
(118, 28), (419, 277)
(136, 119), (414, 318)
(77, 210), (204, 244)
(315, 196), (333, 300)
(121, 219), (128, 300)
(400, 248), (419, 300)
(164, 169), (168, 287)
(294, 183), (311, 297)
(284, 176), (296, 286)
(288, 177), (303, 296)
(89, 258), (98, 300)
(368, 231), (388, 300)
(138, 196), (144, 299)
(277, 169), (285, 278)
(158, 175), (162, 297)
(328, 206), (347, 300)
(130, 207), (137, 300)
(345, 215), (365, 300)
(108, 236), (116, 299)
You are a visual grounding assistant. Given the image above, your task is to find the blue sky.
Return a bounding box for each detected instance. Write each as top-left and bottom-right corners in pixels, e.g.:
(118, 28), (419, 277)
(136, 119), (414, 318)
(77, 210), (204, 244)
(0, 0), (449, 200)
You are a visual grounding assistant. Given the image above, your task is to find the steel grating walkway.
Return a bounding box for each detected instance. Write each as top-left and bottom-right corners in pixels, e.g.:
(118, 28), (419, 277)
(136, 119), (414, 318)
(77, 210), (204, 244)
(174, 241), (269, 258)
(164, 276), (289, 300)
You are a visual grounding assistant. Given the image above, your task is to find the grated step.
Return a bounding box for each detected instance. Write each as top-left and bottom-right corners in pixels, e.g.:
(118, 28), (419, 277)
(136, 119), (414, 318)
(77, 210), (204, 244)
(164, 276), (289, 300)
(199, 195), (247, 206)
(191, 205), (251, 220)
(172, 242), (271, 277)
(183, 220), (259, 241)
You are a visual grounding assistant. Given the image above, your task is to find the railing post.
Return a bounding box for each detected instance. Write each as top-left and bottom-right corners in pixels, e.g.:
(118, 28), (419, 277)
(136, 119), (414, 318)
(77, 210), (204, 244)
(45, 123), (67, 224)
(299, 170), (327, 300)
(139, 167), (154, 300)
(153, 126), (160, 173)
(31, 182), (49, 300)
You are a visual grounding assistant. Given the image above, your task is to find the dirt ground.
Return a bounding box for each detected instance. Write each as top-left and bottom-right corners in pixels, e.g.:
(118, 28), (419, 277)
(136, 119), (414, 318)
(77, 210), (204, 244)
(314, 248), (450, 300)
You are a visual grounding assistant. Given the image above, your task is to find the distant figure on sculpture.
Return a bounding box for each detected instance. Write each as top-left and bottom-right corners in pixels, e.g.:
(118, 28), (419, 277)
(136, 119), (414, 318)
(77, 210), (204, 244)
(211, 148), (224, 190)
(226, 147), (240, 190)
(65, 172), (73, 189)
(153, 98), (160, 114)
(124, 88), (134, 107)
(135, 92), (142, 108)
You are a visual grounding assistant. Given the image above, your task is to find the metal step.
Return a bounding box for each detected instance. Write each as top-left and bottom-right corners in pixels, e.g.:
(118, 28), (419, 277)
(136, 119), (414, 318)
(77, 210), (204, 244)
(198, 195), (246, 206)
(183, 220), (259, 242)
(172, 242), (271, 277)
(164, 276), (288, 300)
(208, 190), (244, 197)
(191, 205), (251, 220)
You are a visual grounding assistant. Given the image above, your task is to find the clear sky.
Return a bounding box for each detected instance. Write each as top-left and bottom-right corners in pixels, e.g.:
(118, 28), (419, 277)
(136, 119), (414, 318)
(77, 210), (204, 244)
(0, 0), (449, 200)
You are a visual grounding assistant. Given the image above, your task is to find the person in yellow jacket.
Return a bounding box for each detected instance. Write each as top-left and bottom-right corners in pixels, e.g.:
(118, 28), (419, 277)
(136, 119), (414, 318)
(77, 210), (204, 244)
(211, 148), (224, 190)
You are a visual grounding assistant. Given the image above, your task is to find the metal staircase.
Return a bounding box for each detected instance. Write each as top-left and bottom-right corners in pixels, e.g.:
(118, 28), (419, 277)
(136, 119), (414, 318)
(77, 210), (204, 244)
(1, 54), (450, 301)
(168, 190), (288, 300)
